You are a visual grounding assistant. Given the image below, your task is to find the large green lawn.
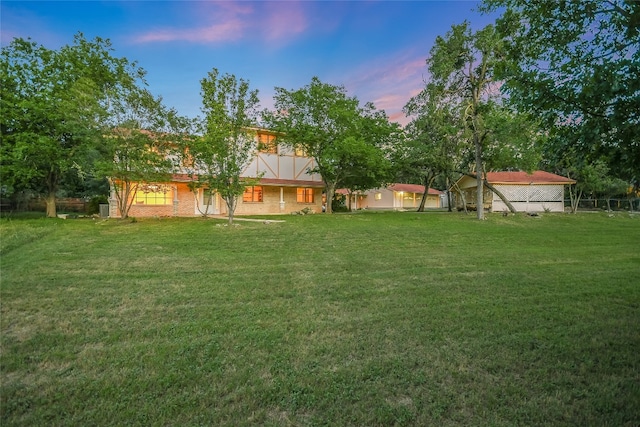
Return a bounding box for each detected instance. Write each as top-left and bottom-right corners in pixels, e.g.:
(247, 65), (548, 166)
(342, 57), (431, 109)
(1, 211), (639, 426)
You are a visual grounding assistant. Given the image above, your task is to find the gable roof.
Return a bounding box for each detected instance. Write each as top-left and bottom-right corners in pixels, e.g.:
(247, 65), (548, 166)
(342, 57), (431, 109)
(486, 171), (576, 185)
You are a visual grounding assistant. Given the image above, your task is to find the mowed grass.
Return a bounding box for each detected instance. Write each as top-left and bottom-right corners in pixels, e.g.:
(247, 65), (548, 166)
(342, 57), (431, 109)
(1, 211), (639, 426)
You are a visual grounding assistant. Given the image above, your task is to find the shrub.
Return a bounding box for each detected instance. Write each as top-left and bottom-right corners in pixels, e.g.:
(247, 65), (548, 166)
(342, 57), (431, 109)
(86, 195), (108, 215)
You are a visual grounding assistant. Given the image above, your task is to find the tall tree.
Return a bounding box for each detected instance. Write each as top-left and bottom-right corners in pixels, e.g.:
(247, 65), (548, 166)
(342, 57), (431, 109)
(417, 22), (542, 216)
(403, 83), (466, 211)
(186, 69), (261, 225)
(483, 0), (640, 187)
(337, 103), (396, 209)
(0, 34), (148, 217)
(264, 77), (397, 213)
(95, 89), (188, 219)
(423, 22), (504, 218)
(331, 136), (393, 211)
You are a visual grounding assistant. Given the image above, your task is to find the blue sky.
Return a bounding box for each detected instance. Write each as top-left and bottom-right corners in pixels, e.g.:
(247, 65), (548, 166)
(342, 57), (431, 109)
(1, 1), (500, 125)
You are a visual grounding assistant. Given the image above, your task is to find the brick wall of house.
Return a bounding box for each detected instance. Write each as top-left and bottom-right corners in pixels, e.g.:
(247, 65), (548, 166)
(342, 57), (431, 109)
(127, 203), (174, 217)
(109, 182), (322, 218)
(109, 183), (197, 218)
(175, 184), (196, 216)
(234, 186), (322, 215)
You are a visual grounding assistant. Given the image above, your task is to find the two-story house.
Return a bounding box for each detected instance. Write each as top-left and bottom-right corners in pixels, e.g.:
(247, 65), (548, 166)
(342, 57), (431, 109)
(108, 129), (324, 218)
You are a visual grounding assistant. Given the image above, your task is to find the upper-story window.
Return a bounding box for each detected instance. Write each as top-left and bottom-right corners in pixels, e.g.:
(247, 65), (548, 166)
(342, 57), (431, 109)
(258, 133), (277, 154)
(294, 145), (308, 157)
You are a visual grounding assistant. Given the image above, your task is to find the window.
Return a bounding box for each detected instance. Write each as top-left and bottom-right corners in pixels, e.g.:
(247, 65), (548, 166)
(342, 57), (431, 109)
(181, 146), (195, 168)
(258, 133), (277, 154)
(243, 186), (263, 202)
(374, 192), (382, 200)
(295, 145), (308, 157)
(135, 184), (172, 205)
(297, 188), (314, 203)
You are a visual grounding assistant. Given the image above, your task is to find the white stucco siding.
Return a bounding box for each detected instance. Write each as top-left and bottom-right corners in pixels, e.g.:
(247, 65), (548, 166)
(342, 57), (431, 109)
(424, 195), (441, 208)
(243, 153), (320, 182)
(362, 189), (395, 209)
(293, 157), (316, 181)
(259, 154), (279, 179)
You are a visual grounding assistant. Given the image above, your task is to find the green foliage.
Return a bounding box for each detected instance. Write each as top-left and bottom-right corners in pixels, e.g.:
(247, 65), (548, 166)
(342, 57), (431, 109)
(331, 193), (349, 212)
(402, 83), (466, 198)
(187, 69), (261, 224)
(408, 21), (544, 215)
(86, 195), (109, 215)
(0, 34), (148, 217)
(482, 104), (543, 172)
(97, 130), (176, 219)
(428, 22), (503, 201)
(264, 77), (398, 213)
(484, 0), (640, 185)
(414, 22), (528, 217)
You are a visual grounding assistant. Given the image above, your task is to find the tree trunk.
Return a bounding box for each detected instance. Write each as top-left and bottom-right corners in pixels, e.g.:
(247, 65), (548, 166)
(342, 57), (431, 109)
(193, 188), (212, 218)
(474, 135), (484, 220)
(226, 195), (237, 224)
(459, 190), (469, 214)
(484, 180), (517, 213)
(45, 192), (57, 218)
(418, 190), (428, 212)
(568, 184), (581, 214)
(451, 180), (468, 214)
(120, 182), (131, 219)
(446, 176), (453, 212)
(325, 182), (336, 214)
(113, 180), (137, 219)
(417, 174), (434, 212)
(45, 170), (58, 218)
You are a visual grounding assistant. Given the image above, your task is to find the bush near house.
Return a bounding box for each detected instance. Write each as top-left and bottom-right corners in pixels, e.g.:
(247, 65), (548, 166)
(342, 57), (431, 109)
(1, 212), (638, 426)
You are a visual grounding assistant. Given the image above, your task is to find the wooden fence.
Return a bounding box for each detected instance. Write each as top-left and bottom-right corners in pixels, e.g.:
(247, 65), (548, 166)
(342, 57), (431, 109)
(1, 197), (88, 213)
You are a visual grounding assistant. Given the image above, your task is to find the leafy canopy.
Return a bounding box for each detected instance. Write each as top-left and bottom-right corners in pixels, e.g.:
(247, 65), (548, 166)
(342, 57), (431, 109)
(1, 33), (150, 216)
(186, 68), (261, 223)
(264, 77), (397, 213)
(483, 0), (640, 185)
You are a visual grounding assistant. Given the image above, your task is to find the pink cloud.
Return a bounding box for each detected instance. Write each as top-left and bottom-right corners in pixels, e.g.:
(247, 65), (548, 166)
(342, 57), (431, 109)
(388, 111), (408, 123)
(262, 1), (308, 42)
(132, 1), (310, 45)
(339, 52), (428, 126)
(135, 20), (247, 43)
(372, 93), (405, 111)
(133, 1), (252, 44)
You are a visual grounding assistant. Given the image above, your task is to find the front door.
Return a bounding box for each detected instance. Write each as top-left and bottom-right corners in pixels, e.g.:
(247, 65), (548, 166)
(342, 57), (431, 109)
(394, 192), (403, 209)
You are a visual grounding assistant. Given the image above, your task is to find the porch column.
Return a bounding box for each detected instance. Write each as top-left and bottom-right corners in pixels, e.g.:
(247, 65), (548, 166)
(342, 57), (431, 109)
(172, 185), (179, 216)
(279, 187), (285, 211)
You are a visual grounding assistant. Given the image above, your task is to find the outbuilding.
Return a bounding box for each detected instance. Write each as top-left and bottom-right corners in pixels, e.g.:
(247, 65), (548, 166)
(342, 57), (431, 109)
(452, 171), (576, 213)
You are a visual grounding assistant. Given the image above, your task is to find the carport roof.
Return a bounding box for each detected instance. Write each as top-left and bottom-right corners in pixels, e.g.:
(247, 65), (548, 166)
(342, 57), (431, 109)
(486, 171), (576, 184)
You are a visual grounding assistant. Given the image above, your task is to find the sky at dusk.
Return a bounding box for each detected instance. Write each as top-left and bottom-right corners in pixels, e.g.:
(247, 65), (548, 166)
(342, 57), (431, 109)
(1, 1), (501, 125)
